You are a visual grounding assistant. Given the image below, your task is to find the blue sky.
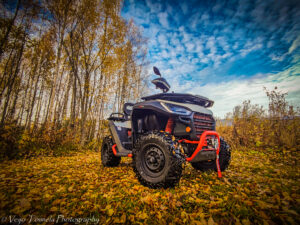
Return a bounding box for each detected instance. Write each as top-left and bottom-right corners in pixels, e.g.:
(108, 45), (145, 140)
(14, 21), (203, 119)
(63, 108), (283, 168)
(122, 0), (300, 117)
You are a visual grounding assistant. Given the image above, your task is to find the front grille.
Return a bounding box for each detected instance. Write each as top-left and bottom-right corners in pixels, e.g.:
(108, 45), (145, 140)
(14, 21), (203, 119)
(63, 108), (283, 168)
(193, 112), (215, 135)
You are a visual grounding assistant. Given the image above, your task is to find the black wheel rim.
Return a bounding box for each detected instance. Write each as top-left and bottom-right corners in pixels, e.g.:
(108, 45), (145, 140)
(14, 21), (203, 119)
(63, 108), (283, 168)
(141, 144), (166, 178)
(145, 147), (165, 172)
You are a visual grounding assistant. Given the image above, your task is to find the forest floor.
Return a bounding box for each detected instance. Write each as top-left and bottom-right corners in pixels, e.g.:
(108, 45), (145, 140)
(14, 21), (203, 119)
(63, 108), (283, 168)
(0, 149), (299, 225)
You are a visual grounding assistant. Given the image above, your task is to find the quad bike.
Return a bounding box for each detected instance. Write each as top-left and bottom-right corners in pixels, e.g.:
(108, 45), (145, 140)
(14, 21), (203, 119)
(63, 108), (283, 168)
(101, 67), (231, 188)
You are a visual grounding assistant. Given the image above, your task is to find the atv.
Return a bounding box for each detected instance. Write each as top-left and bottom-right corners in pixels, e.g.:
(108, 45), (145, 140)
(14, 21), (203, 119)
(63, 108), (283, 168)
(101, 67), (231, 188)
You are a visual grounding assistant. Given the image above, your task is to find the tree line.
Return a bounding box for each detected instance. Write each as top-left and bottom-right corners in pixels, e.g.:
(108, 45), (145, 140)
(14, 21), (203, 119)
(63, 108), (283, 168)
(217, 87), (300, 152)
(0, 0), (148, 158)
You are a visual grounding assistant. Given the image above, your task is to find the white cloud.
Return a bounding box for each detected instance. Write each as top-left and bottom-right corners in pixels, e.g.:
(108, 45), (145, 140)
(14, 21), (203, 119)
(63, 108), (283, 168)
(158, 12), (169, 28)
(168, 49), (177, 58)
(170, 64), (300, 117)
(240, 43), (263, 57)
(195, 43), (203, 53)
(200, 13), (209, 21)
(179, 2), (188, 15)
(157, 34), (168, 46)
(161, 50), (169, 58)
(217, 36), (230, 51)
(212, 2), (223, 13)
(145, 0), (162, 13)
(288, 35), (300, 54)
(170, 36), (180, 46)
(182, 31), (191, 43)
(189, 13), (201, 30)
(206, 37), (217, 55)
(200, 57), (209, 64)
(175, 44), (184, 53)
(185, 42), (195, 52)
(231, 44), (237, 51)
(269, 52), (288, 62)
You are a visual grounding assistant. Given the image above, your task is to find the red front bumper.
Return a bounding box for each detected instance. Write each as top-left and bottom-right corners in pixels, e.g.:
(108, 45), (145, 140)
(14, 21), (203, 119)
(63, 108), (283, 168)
(179, 131), (222, 178)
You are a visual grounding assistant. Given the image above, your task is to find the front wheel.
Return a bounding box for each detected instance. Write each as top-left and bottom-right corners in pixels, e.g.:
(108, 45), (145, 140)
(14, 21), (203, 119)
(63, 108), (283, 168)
(191, 138), (231, 172)
(132, 131), (184, 188)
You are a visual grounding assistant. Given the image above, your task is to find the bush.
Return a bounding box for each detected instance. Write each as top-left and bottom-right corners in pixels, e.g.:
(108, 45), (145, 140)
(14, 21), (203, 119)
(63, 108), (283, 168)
(0, 122), (24, 160)
(0, 121), (85, 161)
(217, 87), (300, 151)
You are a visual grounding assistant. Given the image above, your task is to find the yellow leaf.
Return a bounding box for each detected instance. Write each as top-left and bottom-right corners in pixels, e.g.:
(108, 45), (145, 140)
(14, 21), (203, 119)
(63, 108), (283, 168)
(113, 218), (120, 223)
(57, 186), (65, 193)
(235, 218), (242, 225)
(200, 217), (207, 225)
(19, 198), (31, 210)
(120, 214), (126, 223)
(242, 219), (251, 225)
(44, 193), (51, 199)
(105, 204), (112, 210)
(223, 177), (231, 185)
(141, 195), (152, 205)
(29, 188), (40, 195)
(189, 197), (195, 202)
(244, 200), (253, 206)
(176, 201), (182, 207)
(272, 194), (280, 203)
(16, 188), (24, 194)
(157, 212), (162, 220)
(132, 185), (140, 191)
(282, 207), (298, 216)
(256, 200), (272, 209)
(208, 217), (215, 225)
(138, 212), (148, 220)
(107, 208), (114, 216)
(263, 220), (269, 225)
(50, 206), (58, 212)
(51, 199), (61, 205)
(259, 211), (269, 219)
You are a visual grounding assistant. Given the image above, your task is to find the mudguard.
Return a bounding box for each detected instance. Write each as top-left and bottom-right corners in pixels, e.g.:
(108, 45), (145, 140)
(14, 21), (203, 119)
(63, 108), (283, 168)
(108, 120), (132, 157)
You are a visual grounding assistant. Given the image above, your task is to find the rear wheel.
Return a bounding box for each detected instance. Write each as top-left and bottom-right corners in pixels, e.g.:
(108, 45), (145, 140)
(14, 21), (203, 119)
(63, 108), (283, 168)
(191, 138), (231, 171)
(101, 137), (121, 167)
(132, 131), (184, 188)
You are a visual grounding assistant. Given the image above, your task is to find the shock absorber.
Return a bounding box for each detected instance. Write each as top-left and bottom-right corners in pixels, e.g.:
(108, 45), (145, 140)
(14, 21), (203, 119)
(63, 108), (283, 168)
(165, 117), (174, 133)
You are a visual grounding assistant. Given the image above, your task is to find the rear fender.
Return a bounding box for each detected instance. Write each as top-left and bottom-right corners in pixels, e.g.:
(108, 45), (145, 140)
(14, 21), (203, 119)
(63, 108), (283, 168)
(131, 101), (172, 143)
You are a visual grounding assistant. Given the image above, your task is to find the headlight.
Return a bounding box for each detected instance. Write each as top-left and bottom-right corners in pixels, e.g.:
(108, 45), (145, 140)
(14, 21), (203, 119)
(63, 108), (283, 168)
(160, 102), (192, 115)
(212, 138), (219, 149)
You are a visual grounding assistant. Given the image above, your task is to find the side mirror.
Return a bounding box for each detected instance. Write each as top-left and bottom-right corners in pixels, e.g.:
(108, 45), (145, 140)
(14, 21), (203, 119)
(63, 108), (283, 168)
(153, 66), (161, 77)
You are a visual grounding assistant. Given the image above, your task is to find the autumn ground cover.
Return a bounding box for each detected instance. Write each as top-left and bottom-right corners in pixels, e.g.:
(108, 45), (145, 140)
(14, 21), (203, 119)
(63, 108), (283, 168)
(0, 149), (299, 225)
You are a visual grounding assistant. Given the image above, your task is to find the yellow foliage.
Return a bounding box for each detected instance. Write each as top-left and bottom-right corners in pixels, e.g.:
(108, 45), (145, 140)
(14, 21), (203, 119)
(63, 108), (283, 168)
(217, 88), (300, 151)
(0, 150), (299, 224)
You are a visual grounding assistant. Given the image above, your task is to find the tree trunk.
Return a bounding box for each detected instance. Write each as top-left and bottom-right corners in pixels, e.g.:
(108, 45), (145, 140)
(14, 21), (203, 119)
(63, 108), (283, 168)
(0, 0), (21, 60)
(0, 30), (26, 126)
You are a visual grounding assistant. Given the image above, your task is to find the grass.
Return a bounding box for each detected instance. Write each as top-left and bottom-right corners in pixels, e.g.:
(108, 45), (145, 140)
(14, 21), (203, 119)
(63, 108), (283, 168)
(0, 148), (299, 224)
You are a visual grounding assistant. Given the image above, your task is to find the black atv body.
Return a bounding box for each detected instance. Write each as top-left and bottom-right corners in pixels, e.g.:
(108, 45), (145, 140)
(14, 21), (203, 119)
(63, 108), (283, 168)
(101, 67), (231, 188)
